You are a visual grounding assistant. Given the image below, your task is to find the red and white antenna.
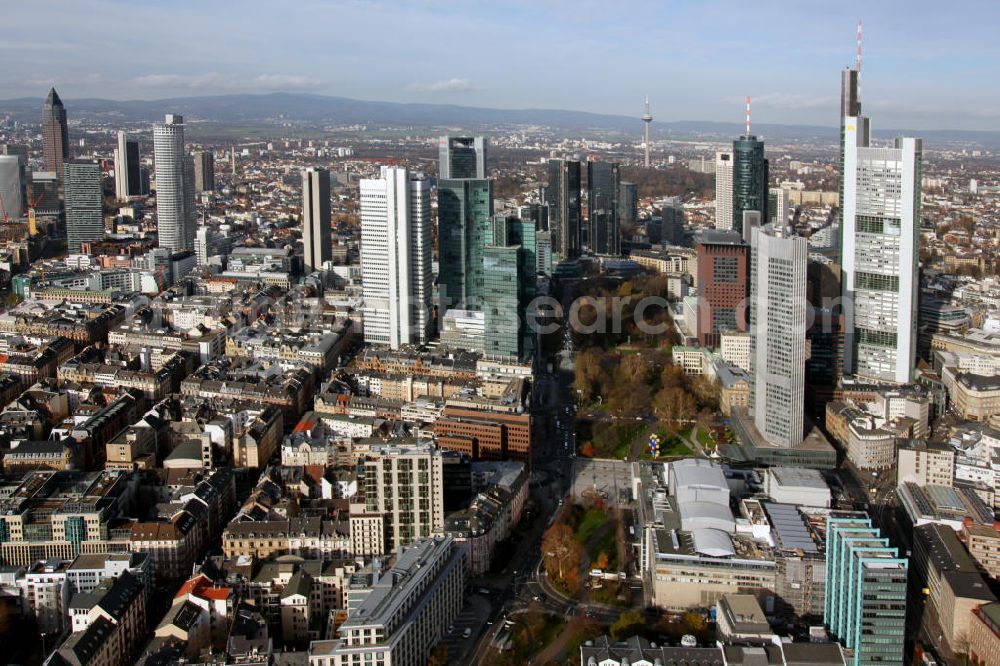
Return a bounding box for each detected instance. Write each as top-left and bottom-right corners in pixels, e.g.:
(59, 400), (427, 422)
(856, 20), (863, 102)
(745, 96), (751, 136)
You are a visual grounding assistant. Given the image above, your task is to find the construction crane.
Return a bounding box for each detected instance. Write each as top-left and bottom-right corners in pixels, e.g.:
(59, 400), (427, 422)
(25, 187), (43, 237)
(0, 190), (8, 223)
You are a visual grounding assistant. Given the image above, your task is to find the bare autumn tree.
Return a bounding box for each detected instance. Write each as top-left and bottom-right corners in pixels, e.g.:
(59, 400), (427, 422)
(541, 523), (582, 594)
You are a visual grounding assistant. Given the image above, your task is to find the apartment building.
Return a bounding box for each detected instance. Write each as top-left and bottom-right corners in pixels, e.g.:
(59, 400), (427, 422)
(307, 537), (465, 666)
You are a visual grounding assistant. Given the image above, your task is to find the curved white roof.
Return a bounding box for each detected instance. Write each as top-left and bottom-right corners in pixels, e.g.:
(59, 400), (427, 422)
(679, 501), (735, 533)
(691, 528), (735, 557)
(671, 458), (727, 490)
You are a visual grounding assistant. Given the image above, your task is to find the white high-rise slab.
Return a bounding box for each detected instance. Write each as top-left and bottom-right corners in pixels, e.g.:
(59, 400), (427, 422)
(841, 116), (921, 384)
(715, 151), (733, 230)
(153, 114), (195, 252)
(360, 166), (432, 349)
(750, 224), (807, 448)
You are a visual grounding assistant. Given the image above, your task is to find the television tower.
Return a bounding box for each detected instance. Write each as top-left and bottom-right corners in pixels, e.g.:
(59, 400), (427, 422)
(642, 97), (653, 168)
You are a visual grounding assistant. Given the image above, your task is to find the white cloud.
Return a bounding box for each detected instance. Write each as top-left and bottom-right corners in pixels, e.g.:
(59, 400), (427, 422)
(405, 77), (475, 93)
(724, 93), (834, 112)
(129, 72), (318, 92)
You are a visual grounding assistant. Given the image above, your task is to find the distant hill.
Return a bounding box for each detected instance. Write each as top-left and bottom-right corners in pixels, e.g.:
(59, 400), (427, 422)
(2, 92), (998, 147)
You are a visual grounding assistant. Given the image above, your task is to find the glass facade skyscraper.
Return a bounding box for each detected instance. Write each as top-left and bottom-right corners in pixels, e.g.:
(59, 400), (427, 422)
(619, 181), (639, 227)
(732, 137), (768, 235)
(839, 68), (861, 238)
(483, 215), (536, 359)
(437, 178), (493, 312)
(0, 156), (25, 219)
(439, 136), (487, 179)
(587, 160), (621, 256)
(841, 114), (921, 384)
(544, 159), (581, 260)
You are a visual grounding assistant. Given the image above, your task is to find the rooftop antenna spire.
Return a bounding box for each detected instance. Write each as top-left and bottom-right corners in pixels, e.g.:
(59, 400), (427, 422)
(745, 96), (751, 136)
(856, 20), (863, 102)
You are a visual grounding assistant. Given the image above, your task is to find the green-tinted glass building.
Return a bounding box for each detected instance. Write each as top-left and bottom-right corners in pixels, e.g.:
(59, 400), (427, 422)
(824, 516), (907, 666)
(732, 136), (768, 235)
(438, 178), (493, 311)
(484, 215), (537, 359)
(483, 245), (521, 358)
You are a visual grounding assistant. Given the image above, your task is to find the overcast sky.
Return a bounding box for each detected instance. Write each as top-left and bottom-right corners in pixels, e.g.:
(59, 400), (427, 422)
(6, 0), (1000, 130)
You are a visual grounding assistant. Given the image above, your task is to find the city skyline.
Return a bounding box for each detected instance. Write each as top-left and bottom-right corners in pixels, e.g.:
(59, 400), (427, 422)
(5, 1), (1000, 130)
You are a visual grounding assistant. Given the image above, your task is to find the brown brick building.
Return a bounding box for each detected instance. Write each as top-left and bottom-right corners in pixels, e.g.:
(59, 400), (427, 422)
(696, 230), (748, 348)
(434, 404), (531, 465)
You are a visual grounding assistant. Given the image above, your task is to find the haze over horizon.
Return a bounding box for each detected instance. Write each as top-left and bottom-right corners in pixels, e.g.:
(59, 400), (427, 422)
(7, 0), (1000, 131)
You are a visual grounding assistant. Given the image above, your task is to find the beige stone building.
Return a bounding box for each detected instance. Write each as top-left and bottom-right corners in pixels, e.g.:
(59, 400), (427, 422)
(897, 441), (955, 487)
(969, 602), (1000, 666)
(965, 524), (1000, 581)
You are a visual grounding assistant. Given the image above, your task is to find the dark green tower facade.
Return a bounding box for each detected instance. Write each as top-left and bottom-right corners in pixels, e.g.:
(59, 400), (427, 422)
(732, 136), (768, 235)
(438, 178), (493, 311)
(544, 159), (581, 260)
(484, 215), (538, 359)
(587, 160), (621, 256)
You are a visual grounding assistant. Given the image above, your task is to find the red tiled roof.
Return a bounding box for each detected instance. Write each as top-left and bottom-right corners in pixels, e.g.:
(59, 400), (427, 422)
(175, 573), (232, 601)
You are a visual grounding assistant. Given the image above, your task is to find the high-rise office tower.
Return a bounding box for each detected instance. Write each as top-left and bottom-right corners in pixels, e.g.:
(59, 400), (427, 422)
(714, 151), (733, 230)
(824, 516), (907, 665)
(619, 182), (639, 227)
(1, 145), (29, 162)
(301, 167), (331, 274)
(544, 159), (581, 260)
(496, 214), (537, 289)
(193, 151), (215, 192)
(439, 136), (487, 179)
(64, 159), (104, 253)
(360, 166), (432, 349)
(749, 225), (807, 448)
(483, 243), (526, 359)
(587, 160), (621, 256)
(696, 230), (748, 349)
(113, 131), (141, 200)
(0, 156), (25, 219)
(732, 136), (768, 235)
(842, 119), (921, 384)
(438, 178), (493, 311)
(518, 202), (548, 232)
(42, 88), (69, 178)
(195, 226), (231, 266)
(768, 187), (789, 225)
(535, 231), (553, 276)
(484, 215), (537, 359)
(153, 114), (196, 252)
(839, 32), (862, 235)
